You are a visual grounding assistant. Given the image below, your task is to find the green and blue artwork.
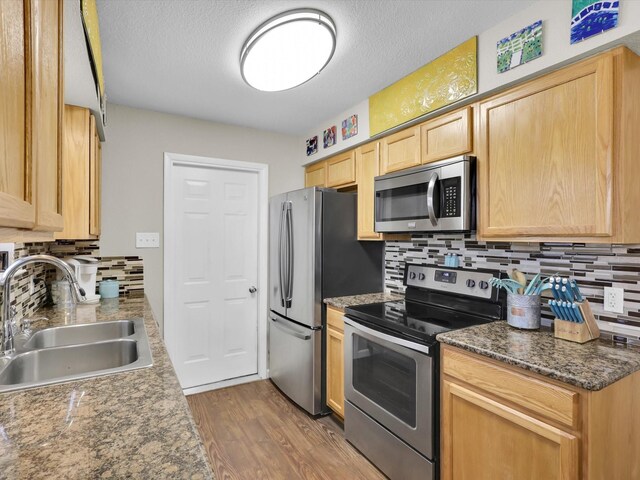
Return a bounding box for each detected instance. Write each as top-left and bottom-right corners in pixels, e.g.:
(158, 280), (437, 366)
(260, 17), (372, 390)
(570, 0), (619, 44)
(497, 20), (543, 74)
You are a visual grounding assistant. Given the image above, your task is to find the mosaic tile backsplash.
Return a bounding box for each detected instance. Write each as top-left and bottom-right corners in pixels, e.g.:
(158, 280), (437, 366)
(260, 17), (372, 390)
(385, 234), (640, 341)
(1, 241), (144, 322)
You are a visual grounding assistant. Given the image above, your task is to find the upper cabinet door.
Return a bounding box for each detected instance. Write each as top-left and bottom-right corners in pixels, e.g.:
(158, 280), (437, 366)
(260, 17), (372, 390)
(478, 55), (614, 238)
(304, 161), (326, 188)
(0, 0), (35, 229)
(356, 142), (382, 240)
(32, 0), (63, 232)
(421, 106), (473, 164)
(56, 105), (92, 239)
(326, 150), (356, 188)
(89, 117), (101, 236)
(380, 125), (421, 174)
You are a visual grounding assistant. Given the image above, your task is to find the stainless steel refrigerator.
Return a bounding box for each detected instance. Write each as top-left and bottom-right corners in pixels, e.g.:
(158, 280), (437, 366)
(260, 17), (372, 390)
(269, 187), (383, 415)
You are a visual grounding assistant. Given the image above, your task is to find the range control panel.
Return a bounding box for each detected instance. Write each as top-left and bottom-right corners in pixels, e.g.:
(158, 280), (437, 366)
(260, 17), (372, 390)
(405, 264), (496, 300)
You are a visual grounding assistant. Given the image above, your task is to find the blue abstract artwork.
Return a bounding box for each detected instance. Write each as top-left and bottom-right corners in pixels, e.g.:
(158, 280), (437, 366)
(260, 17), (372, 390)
(570, 0), (619, 44)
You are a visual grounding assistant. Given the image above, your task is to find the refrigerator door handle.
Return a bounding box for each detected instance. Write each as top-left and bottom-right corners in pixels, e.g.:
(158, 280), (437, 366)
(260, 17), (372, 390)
(270, 316), (311, 340)
(285, 202), (294, 307)
(278, 202), (286, 308)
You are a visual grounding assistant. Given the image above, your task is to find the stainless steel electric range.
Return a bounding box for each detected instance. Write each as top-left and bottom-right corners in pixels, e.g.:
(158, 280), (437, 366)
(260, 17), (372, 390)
(343, 264), (506, 480)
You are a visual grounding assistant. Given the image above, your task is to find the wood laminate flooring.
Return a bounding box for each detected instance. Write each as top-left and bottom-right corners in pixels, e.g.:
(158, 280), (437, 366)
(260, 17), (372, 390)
(187, 380), (386, 480)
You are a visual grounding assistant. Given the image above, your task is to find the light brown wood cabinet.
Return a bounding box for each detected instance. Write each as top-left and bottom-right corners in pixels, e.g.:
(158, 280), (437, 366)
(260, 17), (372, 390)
(441, 345), (640, 480)
(304, 161), (326, 188)
(32, 0), (64, 232)
(326, 306), (345, 418)
(421, 106), (473, 164)
(478, 47), (640, 243)
(356, 142), (381, 240)
(1, 0), (36, 230)
(0, 0), (64, 238)
(326, 150), (356, 188)
(380, 125), (421, 174)
(55, 105), (101, 240)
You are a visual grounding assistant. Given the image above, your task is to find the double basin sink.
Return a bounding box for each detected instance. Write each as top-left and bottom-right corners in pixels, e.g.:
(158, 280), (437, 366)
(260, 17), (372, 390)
(0, 318), (153, 393)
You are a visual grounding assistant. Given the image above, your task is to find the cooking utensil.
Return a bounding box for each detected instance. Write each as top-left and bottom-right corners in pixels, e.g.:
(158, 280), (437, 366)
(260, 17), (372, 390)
(510, 269), (527, 294)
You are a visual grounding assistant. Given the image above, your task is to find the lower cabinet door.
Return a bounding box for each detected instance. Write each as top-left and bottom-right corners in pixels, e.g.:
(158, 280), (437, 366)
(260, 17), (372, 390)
(326, 324), (344, 417)
(442, 381), (579, 480)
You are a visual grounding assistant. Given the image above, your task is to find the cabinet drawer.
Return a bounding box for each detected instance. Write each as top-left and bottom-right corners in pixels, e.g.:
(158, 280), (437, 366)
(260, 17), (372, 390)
(326, 306), (344, 332)
(442, 347), (579, 428)
(326, 151), (356, 187)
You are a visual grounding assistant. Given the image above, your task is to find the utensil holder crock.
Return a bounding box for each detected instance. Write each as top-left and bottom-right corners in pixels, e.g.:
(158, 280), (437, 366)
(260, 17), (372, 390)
(507, 293), (541, 330)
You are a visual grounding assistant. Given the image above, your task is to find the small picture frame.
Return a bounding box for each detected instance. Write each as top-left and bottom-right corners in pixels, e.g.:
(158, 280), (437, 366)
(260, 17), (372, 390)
(570, 0), (619, 44)
(342, 114), (358, 140)
(306, 136), (318, 156)
(497, 20), (543, 74)
(323, 126), (337, 148)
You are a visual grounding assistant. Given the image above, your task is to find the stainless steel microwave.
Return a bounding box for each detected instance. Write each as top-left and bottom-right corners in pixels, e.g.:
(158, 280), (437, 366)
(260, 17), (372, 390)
(374, 155), (475, 233)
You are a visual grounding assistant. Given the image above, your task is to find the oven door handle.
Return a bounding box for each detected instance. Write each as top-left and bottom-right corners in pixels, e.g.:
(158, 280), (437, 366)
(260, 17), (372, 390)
(426, 172), (439, 227)
(344, 317), (431, 355)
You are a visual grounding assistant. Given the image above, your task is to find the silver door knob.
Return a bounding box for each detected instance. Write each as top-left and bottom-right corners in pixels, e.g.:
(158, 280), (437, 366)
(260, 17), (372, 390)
(249, 287), (257, 293)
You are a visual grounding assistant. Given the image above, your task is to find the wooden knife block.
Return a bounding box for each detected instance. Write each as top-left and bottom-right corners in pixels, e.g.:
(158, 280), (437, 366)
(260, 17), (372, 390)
(553, 300), (600, 344)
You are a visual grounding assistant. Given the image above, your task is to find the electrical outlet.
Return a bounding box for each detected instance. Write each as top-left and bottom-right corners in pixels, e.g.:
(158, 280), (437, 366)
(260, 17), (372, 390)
(29, 276), (35, 295)
(604, 287), (624, 314)
(136, 232), (160, 249)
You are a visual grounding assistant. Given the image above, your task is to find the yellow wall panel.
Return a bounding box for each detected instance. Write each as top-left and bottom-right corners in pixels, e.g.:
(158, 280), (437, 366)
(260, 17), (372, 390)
(369, 37), (477, 136)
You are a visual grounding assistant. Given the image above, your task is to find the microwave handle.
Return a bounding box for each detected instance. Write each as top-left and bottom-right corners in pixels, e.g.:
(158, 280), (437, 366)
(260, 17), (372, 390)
(426, 172), (439, 227)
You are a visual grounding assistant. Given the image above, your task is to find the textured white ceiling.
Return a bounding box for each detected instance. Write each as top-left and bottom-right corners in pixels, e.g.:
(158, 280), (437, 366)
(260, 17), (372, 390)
(97, 0), (534, 135)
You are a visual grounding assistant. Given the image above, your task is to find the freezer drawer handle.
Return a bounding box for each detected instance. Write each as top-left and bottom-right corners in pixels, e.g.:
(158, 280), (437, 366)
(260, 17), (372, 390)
(270, 317), (311, 340)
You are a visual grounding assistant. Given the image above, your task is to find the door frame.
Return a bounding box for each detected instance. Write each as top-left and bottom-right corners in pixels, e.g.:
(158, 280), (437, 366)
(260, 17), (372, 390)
(163, 152), (269, 391)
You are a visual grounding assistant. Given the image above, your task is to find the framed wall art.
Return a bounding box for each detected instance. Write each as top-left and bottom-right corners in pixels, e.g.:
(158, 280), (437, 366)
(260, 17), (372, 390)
(306, 136), (318, 156)
(497, 20), (543, 73)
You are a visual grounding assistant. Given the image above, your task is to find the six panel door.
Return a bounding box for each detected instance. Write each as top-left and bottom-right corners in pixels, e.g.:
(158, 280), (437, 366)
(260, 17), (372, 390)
(169, 163), (259, 388)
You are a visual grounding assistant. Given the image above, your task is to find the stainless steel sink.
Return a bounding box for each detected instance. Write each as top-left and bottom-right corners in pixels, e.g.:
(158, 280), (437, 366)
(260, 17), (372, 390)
(0, 318), (153, 393)
(21, 320), (136, 349)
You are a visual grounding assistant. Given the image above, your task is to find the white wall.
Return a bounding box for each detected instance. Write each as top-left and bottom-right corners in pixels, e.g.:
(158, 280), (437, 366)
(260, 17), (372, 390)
(299, 0), (640, 160)
(299, 99), (369, 166)
(100, 104), (302, 331)
(478, 0), (640, 93)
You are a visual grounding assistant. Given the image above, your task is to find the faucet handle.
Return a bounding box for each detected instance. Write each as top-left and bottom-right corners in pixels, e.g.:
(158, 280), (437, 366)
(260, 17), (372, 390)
(21, 316), (47, 335)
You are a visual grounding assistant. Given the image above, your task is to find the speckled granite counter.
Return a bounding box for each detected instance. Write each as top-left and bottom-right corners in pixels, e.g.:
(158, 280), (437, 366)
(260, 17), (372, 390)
(437, 321), (640, 391)
(324, 292), (403, 310)
(0, 297), (213, 480)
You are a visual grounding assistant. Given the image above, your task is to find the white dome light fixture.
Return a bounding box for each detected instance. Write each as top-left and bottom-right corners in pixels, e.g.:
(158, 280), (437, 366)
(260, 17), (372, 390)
(240, 9), (337, 92)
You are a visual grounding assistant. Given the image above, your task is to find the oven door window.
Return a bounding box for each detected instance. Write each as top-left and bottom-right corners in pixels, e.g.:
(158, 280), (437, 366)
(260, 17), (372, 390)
(376, 182), (440, 223)
(351, 333), (417, 427)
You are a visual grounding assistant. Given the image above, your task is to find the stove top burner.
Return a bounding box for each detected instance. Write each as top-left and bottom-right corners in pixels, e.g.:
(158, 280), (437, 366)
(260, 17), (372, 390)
(345, 299), (496, 347)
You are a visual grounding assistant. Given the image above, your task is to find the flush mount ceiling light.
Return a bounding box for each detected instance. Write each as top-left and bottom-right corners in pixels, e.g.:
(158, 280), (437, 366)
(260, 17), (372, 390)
(240, 9), (337, 92)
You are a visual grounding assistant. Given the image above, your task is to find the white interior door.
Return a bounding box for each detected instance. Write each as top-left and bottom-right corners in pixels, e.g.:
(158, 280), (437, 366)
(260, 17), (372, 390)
(167, 161), (259, 389)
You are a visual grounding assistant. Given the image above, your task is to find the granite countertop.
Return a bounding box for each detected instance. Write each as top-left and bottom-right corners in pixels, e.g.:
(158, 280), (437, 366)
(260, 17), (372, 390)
(0, 296), (213, 479)
(324, 292), (404, 310)
(437, 321), (640, 391)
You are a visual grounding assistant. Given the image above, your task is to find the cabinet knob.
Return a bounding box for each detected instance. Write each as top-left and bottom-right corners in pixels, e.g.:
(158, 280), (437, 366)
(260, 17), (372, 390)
(249, 287), (257, 294)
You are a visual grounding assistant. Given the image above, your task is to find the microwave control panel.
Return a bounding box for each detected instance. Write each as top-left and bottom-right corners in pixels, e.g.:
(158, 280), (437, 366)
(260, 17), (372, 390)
(441, 177), (461, 218)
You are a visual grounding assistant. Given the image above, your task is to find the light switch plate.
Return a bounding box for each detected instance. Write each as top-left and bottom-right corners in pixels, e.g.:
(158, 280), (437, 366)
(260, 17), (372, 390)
(604, 287), (624, 314)
(136, 232), (160, 249)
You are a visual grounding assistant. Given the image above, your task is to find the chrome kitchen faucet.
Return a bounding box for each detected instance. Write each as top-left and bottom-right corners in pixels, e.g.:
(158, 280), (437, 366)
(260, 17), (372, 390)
(0, 255), (86, 356)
